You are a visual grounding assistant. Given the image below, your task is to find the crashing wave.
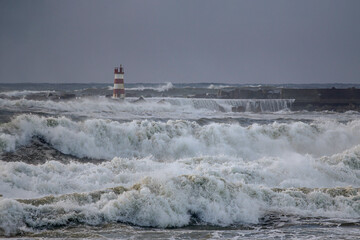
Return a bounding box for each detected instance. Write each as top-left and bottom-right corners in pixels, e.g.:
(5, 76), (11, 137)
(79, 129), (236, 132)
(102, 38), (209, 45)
(207, 84), (232, 89)
(0, 97), (294, 122)
(126, 82), (174, 92)
(0, 90), (55, 98)
(0, 175), (359, 236)
(1, 115), (360, 161)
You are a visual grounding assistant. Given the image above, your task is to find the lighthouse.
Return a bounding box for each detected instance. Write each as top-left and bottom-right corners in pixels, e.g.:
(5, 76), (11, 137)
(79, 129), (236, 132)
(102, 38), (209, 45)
(113, 64), (125, 99)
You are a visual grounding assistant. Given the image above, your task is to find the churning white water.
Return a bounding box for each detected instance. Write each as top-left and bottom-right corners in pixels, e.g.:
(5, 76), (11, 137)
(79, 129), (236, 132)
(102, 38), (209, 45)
(0, 97), (294, 120)
(0, 93), (359, 238)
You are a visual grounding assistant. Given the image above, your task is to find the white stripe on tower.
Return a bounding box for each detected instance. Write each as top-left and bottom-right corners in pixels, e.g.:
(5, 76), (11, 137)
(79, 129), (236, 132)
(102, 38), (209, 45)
(113, 64), (125, 99)
(114, 74), (124, 79)
(114, 83), (124, 89)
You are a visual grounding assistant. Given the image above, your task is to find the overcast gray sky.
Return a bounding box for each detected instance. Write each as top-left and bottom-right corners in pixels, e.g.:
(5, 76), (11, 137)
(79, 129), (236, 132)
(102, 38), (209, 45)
(0, 0), (359, 84)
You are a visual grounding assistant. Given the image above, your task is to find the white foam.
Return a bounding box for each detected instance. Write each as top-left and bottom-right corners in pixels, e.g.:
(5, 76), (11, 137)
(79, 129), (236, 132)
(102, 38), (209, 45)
(207, 84), (232, 89)
(0, 90), (55, 97)
(1, 115), (360, 161)
(1, 114), (360, 235)
(126, 82), (173, 92)
(1, 141), (360, 199)
(0, 141), (359, 235)
(0, 97), (296, 121)
(0, 173), (359, 236)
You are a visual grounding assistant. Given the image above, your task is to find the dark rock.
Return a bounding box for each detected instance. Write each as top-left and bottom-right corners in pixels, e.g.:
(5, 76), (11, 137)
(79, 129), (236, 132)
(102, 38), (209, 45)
(0, 137), (106, 165)
(218, 105), (226, 112)
(124, 92), (136, 97)
(25, 93), (49, 101)
(232, 106), (246, 112)
(59, 93), (76, 100)
(132, 96), (146, 103)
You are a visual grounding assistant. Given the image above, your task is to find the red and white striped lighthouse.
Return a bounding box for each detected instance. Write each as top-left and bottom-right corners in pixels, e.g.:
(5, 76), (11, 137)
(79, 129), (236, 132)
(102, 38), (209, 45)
(113, 64), (125, 99)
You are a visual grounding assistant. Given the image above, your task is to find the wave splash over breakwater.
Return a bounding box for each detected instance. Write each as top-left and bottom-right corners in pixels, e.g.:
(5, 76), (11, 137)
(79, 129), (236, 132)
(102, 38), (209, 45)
(0, 97), (294, 121)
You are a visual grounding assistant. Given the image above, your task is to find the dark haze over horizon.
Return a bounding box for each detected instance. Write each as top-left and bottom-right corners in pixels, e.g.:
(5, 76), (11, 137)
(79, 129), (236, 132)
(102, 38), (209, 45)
(0, 0), (359, 84)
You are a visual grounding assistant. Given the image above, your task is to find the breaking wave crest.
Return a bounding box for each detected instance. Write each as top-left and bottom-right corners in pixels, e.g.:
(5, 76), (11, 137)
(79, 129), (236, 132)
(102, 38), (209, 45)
(207, 84), (232, 89)
(126, 82), (174, 92)
(0, 90), (55, 98)
(1, 114), (360, 160)
(1, 115), (360, 161)
(1, 113), (360, 236)
(1, 174), (359, 236)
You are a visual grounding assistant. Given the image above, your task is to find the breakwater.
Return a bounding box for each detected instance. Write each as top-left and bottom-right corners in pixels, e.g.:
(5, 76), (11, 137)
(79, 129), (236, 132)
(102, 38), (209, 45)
(1, 83), (359, 112)
(218, 87), (360, 111)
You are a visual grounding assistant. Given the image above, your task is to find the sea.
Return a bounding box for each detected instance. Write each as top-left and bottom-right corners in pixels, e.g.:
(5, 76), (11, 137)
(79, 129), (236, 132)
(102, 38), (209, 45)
(0, 82), (359, 239)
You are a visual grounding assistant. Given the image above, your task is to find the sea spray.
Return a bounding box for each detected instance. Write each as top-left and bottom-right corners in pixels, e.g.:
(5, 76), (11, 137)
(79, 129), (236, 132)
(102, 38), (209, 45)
(1, 174), (359, 236)
(126, 82), (173, 92)
(0, 106), (360, 238)
(1, 144), (360, 199)
(1, 115), (360, 160)
(0, 97), (294, 119)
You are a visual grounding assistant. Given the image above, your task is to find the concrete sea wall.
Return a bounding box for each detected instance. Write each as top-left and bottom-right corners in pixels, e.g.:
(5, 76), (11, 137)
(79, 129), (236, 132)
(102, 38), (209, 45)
(218, 87), (360, 112)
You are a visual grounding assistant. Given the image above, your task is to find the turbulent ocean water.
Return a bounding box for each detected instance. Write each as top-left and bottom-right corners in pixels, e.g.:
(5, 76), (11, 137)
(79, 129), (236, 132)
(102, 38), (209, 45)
(0, 83), (360, 239)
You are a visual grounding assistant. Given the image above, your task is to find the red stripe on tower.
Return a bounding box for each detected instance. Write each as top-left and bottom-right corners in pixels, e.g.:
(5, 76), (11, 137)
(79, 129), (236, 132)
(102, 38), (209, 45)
(113, 64), (125, 99)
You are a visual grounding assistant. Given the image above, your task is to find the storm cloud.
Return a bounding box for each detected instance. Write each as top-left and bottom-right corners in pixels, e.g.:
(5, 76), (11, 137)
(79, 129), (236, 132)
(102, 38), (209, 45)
(0, 0), (359, 84)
